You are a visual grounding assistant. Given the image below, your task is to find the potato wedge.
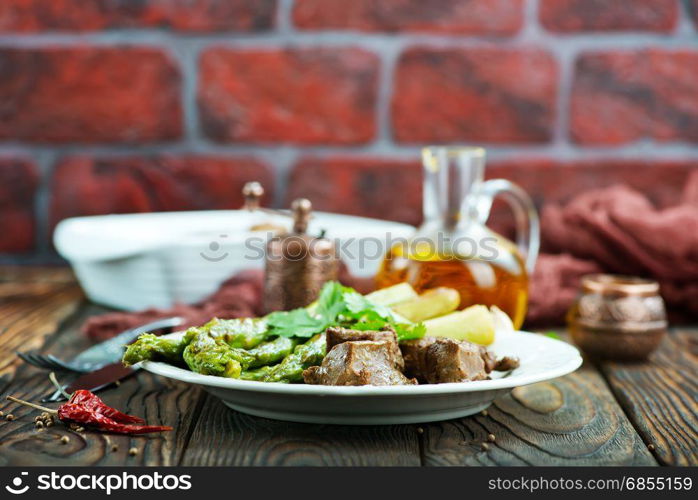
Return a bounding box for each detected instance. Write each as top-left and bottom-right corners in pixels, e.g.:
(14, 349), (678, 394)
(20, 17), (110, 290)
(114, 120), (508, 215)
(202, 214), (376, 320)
(366, 282), (418, 306)
(391, 287), (461, 322)
(423, 305), (495, 345)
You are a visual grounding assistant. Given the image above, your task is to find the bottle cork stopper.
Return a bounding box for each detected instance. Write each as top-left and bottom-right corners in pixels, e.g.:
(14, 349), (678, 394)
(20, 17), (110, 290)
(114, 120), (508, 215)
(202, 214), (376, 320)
(242, 182), (264, 211)
(291, 198), (312, 234)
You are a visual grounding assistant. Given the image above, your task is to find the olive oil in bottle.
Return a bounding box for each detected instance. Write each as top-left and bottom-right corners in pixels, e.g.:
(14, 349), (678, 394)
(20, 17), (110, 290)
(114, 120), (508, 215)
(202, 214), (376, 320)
(376, 241), (529, 329)
(374, 147), (538, 330)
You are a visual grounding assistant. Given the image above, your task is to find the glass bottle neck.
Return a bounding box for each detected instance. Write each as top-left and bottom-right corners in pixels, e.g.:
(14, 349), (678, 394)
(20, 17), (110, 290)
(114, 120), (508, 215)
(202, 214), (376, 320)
(422, 147), (486, 230)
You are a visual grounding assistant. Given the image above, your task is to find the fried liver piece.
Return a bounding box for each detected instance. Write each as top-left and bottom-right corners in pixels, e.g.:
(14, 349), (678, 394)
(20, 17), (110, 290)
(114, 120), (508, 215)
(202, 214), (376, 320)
(399, 336), (437, 381)
(493, 355), (520, 372)
(477, 346), (520, 372)
(424, 338), (489, 383)
(303, 340), (417, 386)
(479, 347), (497, 373)
(401, 336), (520, 383)
(325, 326), (404, 370)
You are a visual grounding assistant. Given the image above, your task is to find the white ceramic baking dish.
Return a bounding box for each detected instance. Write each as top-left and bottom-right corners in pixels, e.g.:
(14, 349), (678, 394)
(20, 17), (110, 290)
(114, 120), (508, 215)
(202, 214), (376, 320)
(54, 210), (415, 311)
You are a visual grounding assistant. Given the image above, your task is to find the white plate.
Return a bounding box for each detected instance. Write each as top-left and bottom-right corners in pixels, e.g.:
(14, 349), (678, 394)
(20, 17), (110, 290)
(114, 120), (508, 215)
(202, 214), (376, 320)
(140, 330), (582, 425)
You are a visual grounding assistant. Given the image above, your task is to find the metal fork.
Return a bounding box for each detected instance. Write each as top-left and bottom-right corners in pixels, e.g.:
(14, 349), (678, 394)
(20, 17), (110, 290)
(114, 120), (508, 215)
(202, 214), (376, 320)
(17, 316), (184, 373)
(16, 352), (87, 373)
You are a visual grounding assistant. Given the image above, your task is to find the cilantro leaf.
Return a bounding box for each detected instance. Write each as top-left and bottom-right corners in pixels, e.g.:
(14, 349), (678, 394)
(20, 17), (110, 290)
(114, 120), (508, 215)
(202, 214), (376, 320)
(343, 290), (397, 322)
(264, 281), (427, 342)
(342, 290), (371, 314)
(395, 322), (426, 341)
(266, 309), (326, 338)
(350, 319), (386, 331)
(342, 288), (425, 341)
(316, 281), (347, 323)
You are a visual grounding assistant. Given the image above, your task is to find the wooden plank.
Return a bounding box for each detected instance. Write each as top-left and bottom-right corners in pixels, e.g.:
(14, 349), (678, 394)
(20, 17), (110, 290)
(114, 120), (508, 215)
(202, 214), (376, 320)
(0, 266), (76, 285)
(0, 268), (83, 382)
(181, 396), (421, 466)
(0, 303), (204, 466)
(420, 362), (657, 466)
(0, 267), (677, 467)
(598, 329), (698, 466)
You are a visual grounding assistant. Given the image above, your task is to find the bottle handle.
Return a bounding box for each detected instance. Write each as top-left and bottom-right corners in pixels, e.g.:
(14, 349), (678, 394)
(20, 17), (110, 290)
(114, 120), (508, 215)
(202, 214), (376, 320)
(473, 179), (540, 274)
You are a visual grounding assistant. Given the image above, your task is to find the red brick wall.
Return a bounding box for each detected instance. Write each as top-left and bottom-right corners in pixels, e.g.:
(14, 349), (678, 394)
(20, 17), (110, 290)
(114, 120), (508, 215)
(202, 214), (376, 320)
(0, 0), (696, 262)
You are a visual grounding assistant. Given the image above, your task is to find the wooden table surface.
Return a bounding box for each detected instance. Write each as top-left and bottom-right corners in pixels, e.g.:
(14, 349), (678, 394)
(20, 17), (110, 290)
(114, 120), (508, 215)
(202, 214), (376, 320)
(0, 267), (696, 466)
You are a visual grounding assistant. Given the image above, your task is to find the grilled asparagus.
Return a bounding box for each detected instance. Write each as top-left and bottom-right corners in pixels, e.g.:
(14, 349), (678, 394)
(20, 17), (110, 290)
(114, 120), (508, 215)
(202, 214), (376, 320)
(260, 334), (326, 383)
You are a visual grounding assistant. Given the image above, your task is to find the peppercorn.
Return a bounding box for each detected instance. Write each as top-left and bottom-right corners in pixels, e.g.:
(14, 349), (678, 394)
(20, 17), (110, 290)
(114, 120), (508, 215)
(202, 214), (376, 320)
(111, 444), (119, 452)
(6, 414), (15, 421)
(60, 436), (69, 444)
(45, 421), (53, 427)
(481, 442), (490, 451)
(0, 410), (4, 417)
(35, 421), (44, 429)
(487, 434), (496, 442)
(128, 447), (138, 456)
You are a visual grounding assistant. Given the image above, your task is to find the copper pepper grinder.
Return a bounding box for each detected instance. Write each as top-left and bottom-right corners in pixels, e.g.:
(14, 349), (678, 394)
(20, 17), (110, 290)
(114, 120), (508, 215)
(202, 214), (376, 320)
(241, 182), (288, 234)
(239, 182), (339, 311)
(242, 181), (264, 211)
(263, 198), (339, 312)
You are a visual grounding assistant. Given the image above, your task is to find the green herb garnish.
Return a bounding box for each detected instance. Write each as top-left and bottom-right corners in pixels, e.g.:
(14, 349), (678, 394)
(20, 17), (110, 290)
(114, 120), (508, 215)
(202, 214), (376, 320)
(265, 281), (425, 341)
(265, 309), (327, 338)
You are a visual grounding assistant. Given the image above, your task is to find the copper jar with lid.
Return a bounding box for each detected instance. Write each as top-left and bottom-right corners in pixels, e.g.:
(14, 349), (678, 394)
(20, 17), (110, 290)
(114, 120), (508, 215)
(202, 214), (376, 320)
(567, 274), (667, 361)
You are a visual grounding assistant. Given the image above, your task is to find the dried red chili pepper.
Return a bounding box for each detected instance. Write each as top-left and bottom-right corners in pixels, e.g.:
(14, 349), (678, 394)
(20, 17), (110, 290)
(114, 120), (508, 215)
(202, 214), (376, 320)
(67, 390), (145, 424)
(6, 391), (172, 435)
(57, 402), (171, 434)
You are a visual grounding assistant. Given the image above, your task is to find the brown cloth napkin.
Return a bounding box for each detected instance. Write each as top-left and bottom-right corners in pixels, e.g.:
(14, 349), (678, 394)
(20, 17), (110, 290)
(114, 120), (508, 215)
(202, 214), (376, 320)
(526, 253), (601, 326)
(83, 270), (265, 341)
(537, 170), (698, 321)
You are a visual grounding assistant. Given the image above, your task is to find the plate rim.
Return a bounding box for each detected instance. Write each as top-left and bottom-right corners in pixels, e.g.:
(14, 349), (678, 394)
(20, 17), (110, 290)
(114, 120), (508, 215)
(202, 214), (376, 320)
(140, 330), (583, 397)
